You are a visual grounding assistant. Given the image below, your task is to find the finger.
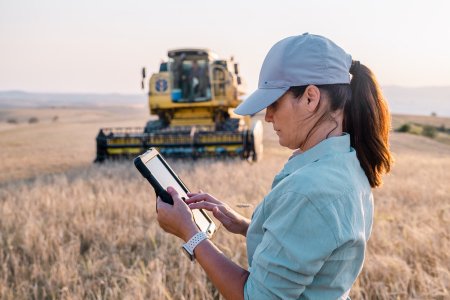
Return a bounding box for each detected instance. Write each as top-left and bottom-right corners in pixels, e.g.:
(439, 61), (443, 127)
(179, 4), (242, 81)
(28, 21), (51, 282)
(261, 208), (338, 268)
(186, 191), (204, 198)
(185, 193), (208, 204)
(212, 206), (226, 219)
(222, 206), (238, 219)
(167, 186), (180, 198)
(188, 201), (217, 212)
(166, 187), (188, 207)
(186, 193), (221, 205)
(186, 191), (206, 197)
(186, 189), (203, 195)
(184, 195), (205, 204)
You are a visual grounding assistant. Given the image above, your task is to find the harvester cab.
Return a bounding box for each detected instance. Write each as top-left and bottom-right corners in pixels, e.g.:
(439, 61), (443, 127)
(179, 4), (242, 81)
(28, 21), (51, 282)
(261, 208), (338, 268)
(95, 48), (263, 162)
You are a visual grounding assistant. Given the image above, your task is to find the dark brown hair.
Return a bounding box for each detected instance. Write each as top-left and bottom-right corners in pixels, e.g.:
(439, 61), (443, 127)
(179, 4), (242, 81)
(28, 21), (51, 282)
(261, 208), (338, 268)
(288, 62), (392, 187)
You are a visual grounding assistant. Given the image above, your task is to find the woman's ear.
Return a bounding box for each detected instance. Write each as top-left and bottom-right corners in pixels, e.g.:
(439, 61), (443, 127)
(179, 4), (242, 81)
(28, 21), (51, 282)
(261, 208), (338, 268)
(304, 85), (321, 112)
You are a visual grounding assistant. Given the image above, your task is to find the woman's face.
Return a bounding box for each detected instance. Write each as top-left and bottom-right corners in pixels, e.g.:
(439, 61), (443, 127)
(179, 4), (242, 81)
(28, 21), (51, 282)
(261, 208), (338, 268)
(264, 91), (312, 149)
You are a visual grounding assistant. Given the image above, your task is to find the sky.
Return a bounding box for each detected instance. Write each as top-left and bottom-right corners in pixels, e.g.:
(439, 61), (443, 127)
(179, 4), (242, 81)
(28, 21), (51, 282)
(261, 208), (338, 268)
(1, 0), (450, 94)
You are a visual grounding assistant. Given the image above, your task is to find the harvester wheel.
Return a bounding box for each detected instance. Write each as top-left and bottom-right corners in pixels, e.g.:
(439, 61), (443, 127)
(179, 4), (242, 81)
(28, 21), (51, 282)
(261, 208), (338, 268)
(248, 120), (263, 162)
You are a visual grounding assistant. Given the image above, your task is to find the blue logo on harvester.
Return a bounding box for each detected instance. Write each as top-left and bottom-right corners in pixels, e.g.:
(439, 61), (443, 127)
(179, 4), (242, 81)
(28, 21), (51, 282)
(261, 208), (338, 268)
(155, 78), (168, 92)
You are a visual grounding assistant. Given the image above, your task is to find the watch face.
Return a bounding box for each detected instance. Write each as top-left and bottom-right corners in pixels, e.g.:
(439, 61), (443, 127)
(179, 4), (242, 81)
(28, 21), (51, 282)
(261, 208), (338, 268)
(182, 246), (194, 261)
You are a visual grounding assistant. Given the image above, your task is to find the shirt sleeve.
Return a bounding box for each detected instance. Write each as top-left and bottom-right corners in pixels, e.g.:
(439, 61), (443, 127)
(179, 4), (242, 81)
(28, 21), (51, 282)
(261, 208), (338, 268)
(244, 191), (338, 300)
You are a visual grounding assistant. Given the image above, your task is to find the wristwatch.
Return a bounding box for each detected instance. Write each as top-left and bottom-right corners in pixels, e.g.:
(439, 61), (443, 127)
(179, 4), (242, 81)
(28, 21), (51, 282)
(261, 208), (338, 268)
(182, 231), (208, 261)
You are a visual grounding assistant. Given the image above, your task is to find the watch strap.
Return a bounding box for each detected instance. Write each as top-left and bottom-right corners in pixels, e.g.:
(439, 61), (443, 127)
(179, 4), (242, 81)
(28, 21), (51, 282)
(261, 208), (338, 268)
(182, 231), (208, 259)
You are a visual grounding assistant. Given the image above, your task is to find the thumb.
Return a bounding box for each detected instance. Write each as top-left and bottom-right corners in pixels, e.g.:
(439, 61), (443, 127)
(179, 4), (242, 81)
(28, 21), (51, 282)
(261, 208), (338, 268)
(166, 186), (186, 206)
(167, 186), (179, 198)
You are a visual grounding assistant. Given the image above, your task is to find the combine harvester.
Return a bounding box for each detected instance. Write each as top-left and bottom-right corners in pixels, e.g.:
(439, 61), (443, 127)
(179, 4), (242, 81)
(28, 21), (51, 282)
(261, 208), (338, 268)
(95, 48), (263, 162)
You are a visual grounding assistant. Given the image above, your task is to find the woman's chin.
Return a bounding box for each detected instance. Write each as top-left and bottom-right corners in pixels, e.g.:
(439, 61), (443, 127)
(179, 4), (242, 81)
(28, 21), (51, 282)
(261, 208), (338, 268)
(278, 138), (288, 148)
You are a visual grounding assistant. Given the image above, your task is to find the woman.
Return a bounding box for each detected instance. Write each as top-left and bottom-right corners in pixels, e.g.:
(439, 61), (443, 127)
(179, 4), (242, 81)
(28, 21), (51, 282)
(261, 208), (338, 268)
(156, 33), (392, 299)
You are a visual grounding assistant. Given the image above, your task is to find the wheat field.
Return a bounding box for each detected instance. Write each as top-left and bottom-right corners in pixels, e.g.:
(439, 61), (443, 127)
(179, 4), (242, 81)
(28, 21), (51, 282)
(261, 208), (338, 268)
(0, 107), (449, 299)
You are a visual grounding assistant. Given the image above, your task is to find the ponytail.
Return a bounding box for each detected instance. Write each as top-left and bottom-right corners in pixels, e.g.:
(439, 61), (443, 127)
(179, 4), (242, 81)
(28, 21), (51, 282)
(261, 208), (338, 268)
(287, 61), (392, 187)
(345, 61), (393, 187)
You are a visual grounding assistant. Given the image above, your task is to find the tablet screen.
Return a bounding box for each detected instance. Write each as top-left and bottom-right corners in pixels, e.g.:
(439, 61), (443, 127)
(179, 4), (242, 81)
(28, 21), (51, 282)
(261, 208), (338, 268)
(144, 155), (212, 233)
(144, 155), (187, 198)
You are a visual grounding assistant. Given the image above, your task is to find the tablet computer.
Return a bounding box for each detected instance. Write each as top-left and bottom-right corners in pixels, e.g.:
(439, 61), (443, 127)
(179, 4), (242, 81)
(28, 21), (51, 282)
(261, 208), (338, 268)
(134, 148), (216, 237)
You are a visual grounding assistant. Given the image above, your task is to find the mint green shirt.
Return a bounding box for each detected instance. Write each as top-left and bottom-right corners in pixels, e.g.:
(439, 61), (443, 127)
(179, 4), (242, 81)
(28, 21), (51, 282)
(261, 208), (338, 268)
(244, 134), (373, 299)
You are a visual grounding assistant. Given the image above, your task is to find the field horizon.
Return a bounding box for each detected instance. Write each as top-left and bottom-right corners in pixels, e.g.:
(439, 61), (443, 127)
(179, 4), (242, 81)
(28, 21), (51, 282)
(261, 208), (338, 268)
(1, 86), (450, 117)
(1, 106), (449, 299)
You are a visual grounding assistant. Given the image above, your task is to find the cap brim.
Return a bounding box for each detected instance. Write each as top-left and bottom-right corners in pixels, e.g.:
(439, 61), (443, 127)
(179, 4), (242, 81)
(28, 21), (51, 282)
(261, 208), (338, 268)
(234, 88), (288, 115)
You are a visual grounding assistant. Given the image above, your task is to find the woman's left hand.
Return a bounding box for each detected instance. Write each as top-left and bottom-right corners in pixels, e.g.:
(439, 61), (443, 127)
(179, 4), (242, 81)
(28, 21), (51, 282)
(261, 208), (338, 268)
(156, 186), (200, 241)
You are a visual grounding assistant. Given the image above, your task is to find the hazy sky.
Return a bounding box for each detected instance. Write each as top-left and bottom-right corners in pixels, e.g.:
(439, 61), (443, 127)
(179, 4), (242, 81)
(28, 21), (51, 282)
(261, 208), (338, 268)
(1, 0), (449, 94)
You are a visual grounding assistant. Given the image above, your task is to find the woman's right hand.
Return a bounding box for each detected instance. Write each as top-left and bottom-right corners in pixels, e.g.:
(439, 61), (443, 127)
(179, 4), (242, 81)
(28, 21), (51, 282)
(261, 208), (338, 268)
(186, 192), (250, 236)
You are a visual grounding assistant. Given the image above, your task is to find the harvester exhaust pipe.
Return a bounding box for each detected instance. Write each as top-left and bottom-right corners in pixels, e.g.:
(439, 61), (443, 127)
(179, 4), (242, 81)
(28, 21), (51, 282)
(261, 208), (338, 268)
(141, 67), (146, 90)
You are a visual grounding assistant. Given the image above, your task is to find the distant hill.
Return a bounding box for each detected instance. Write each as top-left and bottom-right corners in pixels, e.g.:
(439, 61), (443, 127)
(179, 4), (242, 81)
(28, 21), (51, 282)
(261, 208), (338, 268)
(1, 86), (449, 117)
(383, 86), (450, 117)
(0, 91), (146, 108)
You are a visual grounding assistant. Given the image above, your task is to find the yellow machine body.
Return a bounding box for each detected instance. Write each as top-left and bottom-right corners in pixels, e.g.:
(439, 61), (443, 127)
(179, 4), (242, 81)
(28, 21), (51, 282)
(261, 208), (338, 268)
(95, 48), (262, 162)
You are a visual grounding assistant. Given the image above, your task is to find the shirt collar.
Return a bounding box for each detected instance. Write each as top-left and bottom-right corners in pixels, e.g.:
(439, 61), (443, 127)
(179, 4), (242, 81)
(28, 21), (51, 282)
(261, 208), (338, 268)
(272, 134), (352, 188)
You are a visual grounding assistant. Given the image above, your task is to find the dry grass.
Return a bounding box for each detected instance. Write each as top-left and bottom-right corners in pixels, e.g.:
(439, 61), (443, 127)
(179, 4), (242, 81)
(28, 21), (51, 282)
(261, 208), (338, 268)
(352, 133), (450, 299)
(0, 107), (149, 183)
(0, 107), (449, 299)
(0, 160), (280, 300)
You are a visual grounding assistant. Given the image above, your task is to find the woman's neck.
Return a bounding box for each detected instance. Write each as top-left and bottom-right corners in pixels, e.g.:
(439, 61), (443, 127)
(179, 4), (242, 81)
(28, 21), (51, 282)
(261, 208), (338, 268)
(300, 110), (344, 152)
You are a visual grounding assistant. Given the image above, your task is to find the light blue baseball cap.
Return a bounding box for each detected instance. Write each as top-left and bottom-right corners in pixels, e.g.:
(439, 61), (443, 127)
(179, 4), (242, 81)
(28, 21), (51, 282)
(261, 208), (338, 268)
(234, 33), (352, 115)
